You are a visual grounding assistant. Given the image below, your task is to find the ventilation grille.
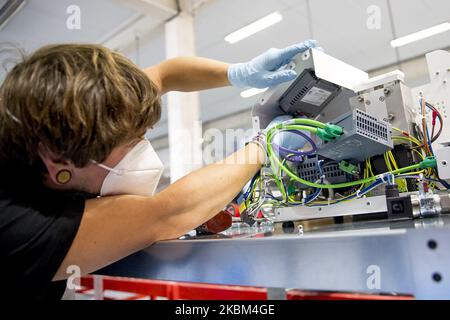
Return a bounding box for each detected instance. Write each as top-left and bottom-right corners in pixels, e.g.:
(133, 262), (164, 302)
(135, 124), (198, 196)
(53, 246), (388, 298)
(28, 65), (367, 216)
(355, 109), (389, 144)
(297, 159), (347, 185)
(289, 86), (309, 106)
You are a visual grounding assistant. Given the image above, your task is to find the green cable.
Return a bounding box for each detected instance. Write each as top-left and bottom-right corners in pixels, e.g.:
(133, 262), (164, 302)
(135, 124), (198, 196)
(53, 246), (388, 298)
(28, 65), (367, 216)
(266, 126), (432, 189)
(272, 152), (423, 189)
(256, 120), (437, 213)
(268, 124), (318, 136)
(277, 160), (288, 202)
(283, 118), (327, 129)
(266, 126), (312, 202)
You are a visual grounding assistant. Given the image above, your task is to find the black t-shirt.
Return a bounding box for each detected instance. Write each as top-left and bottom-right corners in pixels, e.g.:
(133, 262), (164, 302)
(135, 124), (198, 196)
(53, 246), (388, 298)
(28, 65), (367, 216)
(0, 167), (86, 300)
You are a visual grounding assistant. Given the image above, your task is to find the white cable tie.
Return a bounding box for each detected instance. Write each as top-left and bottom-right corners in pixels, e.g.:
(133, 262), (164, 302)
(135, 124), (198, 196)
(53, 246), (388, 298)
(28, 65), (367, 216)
(390, 173), (395, 185)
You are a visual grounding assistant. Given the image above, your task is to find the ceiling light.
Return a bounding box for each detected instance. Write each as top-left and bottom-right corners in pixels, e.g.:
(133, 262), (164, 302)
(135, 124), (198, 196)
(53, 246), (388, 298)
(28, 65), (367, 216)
(240, 88), (268, 99)
(0, 0), (26, 31)
(391, 22), (450, 48)
(225, 12), (283, 44)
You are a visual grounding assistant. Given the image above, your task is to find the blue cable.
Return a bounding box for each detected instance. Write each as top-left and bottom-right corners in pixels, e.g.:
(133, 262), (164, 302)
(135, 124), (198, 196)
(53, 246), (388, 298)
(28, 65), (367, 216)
(439, 179), (450, 190)
(304, 160), (325, 204)
(426, 127), (435, 155)
(422, 101), (450, 189)
(243, 174), (259, 200)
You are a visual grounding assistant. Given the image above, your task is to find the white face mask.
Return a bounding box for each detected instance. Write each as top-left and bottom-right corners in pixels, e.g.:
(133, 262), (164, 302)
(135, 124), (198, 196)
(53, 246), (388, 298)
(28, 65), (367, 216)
(94, 139), (164, 197)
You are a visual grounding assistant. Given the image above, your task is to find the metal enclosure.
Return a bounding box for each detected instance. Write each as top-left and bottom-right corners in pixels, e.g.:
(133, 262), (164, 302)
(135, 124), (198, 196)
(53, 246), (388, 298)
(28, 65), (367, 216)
(317, 109), (393, 163)
(100, 217), (450, 300)
(252, 48), (368, 131)
(350, 81), (415, 134)
(412, 50), (450, 149)
(296, 156), (349, 189)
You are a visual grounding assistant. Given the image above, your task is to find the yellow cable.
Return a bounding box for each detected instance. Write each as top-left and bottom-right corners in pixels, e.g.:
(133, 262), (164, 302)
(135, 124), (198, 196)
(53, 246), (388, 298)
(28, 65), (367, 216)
(392, 128), (422, 146)
(367, 159), (375, 177)
(388, 152), (398, 170)
(384, 153), (393, 172)
(412, 149), (425, 160)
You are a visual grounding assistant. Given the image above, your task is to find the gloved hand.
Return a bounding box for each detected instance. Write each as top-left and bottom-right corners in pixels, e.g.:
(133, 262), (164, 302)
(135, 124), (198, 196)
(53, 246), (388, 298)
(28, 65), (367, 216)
(228, 40), (318, 89)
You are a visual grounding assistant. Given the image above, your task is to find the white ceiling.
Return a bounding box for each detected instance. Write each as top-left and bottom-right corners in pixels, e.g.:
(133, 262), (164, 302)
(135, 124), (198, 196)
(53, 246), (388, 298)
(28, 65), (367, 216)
(1, 0), (450, 140)
(192, 0), (450, 130)
(0, 0), (137, 50)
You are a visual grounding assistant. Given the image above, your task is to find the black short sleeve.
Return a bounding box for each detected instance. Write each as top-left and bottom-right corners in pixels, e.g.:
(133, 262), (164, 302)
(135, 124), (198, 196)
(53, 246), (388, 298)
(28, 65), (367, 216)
(0, 187), (86, 300)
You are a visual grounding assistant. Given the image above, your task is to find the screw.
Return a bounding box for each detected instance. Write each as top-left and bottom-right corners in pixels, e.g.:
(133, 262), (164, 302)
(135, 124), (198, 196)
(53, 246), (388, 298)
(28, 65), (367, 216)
(384, 88), (391, 95)
(428, 240), (438, 250)
(432, 273), (443, 283)
(379, 96), (385, 102)
(365, 100), (372, 106)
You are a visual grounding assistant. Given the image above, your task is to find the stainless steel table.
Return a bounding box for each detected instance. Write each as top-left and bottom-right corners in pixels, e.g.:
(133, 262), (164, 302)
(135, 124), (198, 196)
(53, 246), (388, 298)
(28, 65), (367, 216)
(99, 216), (450, 299)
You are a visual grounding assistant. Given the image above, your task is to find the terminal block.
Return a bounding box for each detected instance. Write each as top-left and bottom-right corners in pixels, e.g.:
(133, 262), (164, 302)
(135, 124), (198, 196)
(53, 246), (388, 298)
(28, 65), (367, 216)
(317, 109), (393, 163)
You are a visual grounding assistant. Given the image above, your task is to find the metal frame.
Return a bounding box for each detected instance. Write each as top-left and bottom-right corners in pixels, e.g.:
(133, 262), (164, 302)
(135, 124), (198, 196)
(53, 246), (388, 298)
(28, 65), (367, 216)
(99, 217), (450, 300)
(275, 196), (388, 222)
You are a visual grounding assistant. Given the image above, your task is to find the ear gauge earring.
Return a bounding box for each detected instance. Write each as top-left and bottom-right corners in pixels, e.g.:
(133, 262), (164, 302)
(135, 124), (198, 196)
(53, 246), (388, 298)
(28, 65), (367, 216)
(56, 169), (72, 185)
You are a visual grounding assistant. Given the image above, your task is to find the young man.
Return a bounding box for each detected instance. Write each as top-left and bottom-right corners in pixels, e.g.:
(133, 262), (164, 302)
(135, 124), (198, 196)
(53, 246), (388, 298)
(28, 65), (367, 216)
(0, 40), (317, 299)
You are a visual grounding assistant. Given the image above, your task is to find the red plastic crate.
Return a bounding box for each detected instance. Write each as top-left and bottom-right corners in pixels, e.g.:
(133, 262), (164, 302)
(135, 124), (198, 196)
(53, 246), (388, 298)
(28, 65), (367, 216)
(77, 276), (414, 300)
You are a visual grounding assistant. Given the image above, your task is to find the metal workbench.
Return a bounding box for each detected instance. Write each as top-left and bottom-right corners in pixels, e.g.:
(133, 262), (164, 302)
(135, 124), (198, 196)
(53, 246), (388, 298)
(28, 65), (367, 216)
(99, 216), (450, 300)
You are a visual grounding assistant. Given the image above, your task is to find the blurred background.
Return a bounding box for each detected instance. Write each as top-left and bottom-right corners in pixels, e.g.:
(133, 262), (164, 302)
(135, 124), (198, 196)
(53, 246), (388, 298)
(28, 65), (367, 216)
(1, 0), (449, 190)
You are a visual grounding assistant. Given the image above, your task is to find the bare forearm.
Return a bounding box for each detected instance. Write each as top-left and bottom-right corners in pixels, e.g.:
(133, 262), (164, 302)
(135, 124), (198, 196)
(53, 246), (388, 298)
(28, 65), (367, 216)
(145, 57), (230, 94)
(155, 143), (265, 240)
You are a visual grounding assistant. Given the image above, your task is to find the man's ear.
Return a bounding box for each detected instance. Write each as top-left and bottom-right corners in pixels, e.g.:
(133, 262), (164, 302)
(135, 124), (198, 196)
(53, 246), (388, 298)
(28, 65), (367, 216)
(37, 143), (72, 185)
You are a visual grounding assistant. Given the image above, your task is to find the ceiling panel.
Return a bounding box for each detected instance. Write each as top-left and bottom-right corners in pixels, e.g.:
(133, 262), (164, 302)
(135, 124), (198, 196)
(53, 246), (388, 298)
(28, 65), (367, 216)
(389, 0), (450, 61)
(195, 0), (297, 53)
(0, 0), (138, 53)
(148, 0), (450, 139)
(195, 0), (311, 127)
(2, 0), (450, 141)
(307, 0), (398, 71)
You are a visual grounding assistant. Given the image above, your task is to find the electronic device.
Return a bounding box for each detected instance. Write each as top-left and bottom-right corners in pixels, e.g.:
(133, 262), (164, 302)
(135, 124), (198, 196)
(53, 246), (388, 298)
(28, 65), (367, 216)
(241, 49), (450, 225)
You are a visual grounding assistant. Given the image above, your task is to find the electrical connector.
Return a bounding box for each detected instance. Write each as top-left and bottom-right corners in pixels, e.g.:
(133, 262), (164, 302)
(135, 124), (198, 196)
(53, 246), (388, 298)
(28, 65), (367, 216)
(316, 124), (344, 142)
(317, 128), (336, 142)
(420, 156), (438, 169)
(339, 161), (359, 175)
(432, 110), (439, 127)
(324, 124), (344, 137)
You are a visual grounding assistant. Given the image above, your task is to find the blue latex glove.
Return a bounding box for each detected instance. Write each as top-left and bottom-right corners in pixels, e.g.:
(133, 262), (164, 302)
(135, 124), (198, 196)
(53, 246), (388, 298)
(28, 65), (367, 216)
(228, 40), (318, 89)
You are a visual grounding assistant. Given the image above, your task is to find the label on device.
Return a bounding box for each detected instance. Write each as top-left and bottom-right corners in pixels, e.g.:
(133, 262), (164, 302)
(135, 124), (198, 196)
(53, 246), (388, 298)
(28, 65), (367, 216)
(301, 87), (333, 106)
